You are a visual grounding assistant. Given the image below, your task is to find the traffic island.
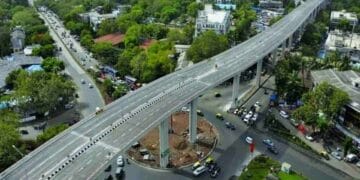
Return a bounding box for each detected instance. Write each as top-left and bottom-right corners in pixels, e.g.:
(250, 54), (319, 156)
(127, 112), (218, 169)
(239, 154), (307, 180)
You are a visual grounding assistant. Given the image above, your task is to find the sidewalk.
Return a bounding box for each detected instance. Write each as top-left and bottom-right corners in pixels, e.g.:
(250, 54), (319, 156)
(234, 150), (261, 177)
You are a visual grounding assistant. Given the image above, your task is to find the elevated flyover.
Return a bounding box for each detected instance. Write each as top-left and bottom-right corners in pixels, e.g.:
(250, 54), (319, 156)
(0, 0), (327, 179)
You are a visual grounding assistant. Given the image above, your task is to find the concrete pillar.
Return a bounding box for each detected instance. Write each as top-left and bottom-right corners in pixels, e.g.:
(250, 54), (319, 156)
(281, 41), (286, 59)
(272, 49), (278, 65)
(159, 119), (169, 168)
(231, 74), (240, 108)
(256, 58), (263, 88)
(288, 34), (293, 49)
(189, 98), (198, 144)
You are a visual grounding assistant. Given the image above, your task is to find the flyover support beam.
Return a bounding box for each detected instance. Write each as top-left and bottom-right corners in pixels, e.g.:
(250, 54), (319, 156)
(256, 58), (263, 88)
(159, 118), (169, 168)
(189, 98), (198, 144)
(272, 49), (278, 65)
(231, 74), (240, 108)
(288, 34), (293, 49)
(281, 41), (286, 59)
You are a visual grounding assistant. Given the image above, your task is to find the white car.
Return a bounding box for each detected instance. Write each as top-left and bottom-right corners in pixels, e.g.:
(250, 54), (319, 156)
(193, 165), (207, 176)
(181, 106), (189, 112)
(331, 151), (342, 160)
(251, 113), (258, 121)
(279, 110), (289, 119)
(88, 83), (93, 88)
(245, 136), (253, 144)
(305, 134), (314, 141)
(117, 155), (124, 167)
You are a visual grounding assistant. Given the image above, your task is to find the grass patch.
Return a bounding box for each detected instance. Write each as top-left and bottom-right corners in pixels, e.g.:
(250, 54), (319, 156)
(239, 155), (307, 180)
(239, 155), (280, 180)
(278, 171), (307, 180)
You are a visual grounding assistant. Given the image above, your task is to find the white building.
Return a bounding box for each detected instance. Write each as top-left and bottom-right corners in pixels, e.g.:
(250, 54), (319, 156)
(330, 10), (358, 27)
(195, 4), (231, 37)
(79, 6), (128, 31)
(325, 30), (360, 63)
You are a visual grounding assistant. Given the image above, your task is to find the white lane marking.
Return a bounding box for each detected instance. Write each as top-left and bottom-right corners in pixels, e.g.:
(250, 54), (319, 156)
(71, 131), (88, 139)
(97, 142), (120, 152)
(128, 128), (133, 132)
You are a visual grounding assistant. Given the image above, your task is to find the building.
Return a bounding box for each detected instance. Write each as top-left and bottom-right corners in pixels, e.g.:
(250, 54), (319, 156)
(259, 0), (283, 10)
(10, 26), (25, 52)
(79, 5), (129, 31)
(195, 4), (231, 37)
(330, 10), (358, 27)
(311, 69), (360, 146)
(324, 30), (360, 63)
(0, 53), (43, 90)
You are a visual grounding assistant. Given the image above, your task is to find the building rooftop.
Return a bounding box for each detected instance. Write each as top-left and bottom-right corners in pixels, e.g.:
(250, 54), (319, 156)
(0, 53), (43, 88)
(311, 69), (360, 112)
(325, 31), (360, 51)
(331, 10), (358, 22)
(94, 32), (125, 45)
(198, 4), (230, 24)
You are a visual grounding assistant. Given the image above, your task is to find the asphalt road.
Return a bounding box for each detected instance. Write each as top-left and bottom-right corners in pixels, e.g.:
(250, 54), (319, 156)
(38, 9), (104, 116)
(97, 77), (351, 180)
(0, 1), (329, 179)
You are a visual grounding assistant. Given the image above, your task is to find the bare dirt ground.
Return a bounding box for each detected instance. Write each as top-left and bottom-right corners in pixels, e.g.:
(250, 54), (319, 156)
(127, 111), (218, 168)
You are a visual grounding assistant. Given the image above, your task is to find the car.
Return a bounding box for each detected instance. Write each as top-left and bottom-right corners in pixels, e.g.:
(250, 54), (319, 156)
(251, 113), (258, 121)
(131, 141), (140, 148)
(279, 110), (289, 118)
(117, 155), (124, 167)
(305, 134), (314, 141)
(115, 167), (124, 177)
(290, 118), (299, 127)
(88, 83), (93, 88)
(356, 161), (360, 168)
(267, 146), (279, 154)
(193, 165), (207, 176)
(262, 139), (274, 147)
(104, 165), (111, 172)
(214, 92), (221, 97)
(197, 109), (204, 116)
(81, 79), (85, 84)
(208, 163), (217, 172)
(331, 151), (342, 160)
(210, 166), (221, 178)
(181, 106), (189, 112)
(192, 161), (201, 170)
(255, 101), (261, 106)
(245, 136), (253, 144)
(216, 113), (224, 120)
(20, 129), (29, 135)
(243, 117), (250, 124)
(345, 153), (358, 163)
(225, 122), (236, 130)
(205, 156), (215, 166)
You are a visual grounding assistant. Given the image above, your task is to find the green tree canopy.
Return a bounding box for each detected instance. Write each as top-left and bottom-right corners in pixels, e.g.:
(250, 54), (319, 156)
(41, 57), (65, 73)
(187, 31), (229, 63)
(36, 124), (68, 145)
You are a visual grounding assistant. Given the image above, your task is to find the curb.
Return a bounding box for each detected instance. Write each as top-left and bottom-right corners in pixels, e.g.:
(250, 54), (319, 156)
(126, 120), (220, 171)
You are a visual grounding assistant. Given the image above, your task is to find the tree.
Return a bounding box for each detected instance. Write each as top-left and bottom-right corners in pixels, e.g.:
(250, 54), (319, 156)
(32, 44), (55, 58)
(92, 42), (118, 65)
(80, 34), (93, 50)
(103, 78), (114, 96)
(187, 31), (229, 63)
(0, 122), (21, 171)
(112, 84), (128, 99)
(187, 2), (202, 17)
(36, 124), (68, 145)
(13, 70), (76, 114)
(0, 110), (19, 128)
(30, 32), (53, 45)
(124, 24), (145, 48)
(5, 69), (22, 89)
(41, 57), (65, 73)
(116, 47), (142, 78)
(0, 26), (12, 57)
(97, 19), (118, 36)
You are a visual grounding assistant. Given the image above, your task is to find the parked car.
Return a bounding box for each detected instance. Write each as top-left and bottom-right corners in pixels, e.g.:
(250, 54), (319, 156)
(279, 110), (289, 118)
(331, 151), (342, 160)
(345, 154), (358, 163)
(245, 136), (253, 144)
(181, 106), (189, 112)
(81, 79), (85, 84)
(251, 113), (258, 121)
(88, 83), (93, 88)
(216, 113), (224, 120)
(214, 92), (221, 97)
(290, 118), (299, 127)
(104, 165), (111, 172)
(267, 146), (279, 155)
(20, 129), (29, 135)
(197, 109), (204, 116)
(193, 165), (207, 176)
(262, 139), (274, 147)
(210, 166), (221, 178)
(305, 134), (314, 141)
(205, 156), (215, 166)
(225, 122), (236, 130)
(192, 161), (201, 170)
(117, 155), (124, 167)
(115, 167), (124, 177)
(208, 163), (217, 172)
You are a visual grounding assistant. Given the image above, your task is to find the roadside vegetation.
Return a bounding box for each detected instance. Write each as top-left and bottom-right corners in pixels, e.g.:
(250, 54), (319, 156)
(239, 155), (307, 180)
